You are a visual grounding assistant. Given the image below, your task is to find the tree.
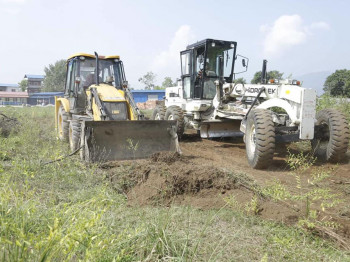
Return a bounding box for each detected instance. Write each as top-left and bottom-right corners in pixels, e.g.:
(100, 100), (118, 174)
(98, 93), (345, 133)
(138, 71), (157, 90)
(323, 69), (350, 97)
(251, 70), (284, 84)
(233, 78), (246, 84)
(43, 59), (66, 92)
(18, 79), (28, 91)
(161, 77), (175, 88)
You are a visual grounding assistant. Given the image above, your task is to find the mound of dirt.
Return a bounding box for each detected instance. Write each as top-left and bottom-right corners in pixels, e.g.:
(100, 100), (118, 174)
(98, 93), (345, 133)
(105, 142), (350, 248)
(106, 152), (299, 222)
(0, 113), (19, 137)
(150, 151), (181, 164)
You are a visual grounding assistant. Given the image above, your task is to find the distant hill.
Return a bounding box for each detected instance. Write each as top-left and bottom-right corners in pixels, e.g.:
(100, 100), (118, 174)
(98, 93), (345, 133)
(295, 71), (331, 96)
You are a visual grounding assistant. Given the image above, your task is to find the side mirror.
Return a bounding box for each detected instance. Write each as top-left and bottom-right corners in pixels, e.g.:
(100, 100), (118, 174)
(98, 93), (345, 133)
(122, 81), (128, 89)
(234, 54), (249, 74)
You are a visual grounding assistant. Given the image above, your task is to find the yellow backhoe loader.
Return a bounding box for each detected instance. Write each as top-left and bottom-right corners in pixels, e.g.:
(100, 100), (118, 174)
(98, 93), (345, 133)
(55, 52), (179, 161)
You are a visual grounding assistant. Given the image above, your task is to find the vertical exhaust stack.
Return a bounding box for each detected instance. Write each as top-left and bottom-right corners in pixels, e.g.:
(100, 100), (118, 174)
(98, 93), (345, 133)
(94, 51), (100, 86)
(261, 59), (267, 84)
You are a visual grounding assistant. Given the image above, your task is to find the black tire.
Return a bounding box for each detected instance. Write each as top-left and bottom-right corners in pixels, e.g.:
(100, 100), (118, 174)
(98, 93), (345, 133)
(80, 132), (90, 162)
(312, 109), (349, 163)
(69, 120), (81, 152)
(245, 109), (275, 169)
(152, 105), (166, 120)
(57, 105), (69, 141)
(165, 106), (185, 137)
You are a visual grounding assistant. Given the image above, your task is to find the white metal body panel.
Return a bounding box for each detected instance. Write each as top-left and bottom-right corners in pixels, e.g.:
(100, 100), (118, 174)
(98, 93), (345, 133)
(164, 81), (317, 140)
(299, 88), (316, 139)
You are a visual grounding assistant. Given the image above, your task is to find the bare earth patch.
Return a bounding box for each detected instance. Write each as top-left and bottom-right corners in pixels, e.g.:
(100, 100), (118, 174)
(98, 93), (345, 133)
(104, 133), (350, 248)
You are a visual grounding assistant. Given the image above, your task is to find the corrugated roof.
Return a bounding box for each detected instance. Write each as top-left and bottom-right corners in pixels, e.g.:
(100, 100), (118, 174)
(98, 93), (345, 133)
(0, 83), (19, 87)
(131, 90), (165, 93)
(24, 74), (45, 79)
(0, 91), (29, 98)
(31, 92), (64, 96)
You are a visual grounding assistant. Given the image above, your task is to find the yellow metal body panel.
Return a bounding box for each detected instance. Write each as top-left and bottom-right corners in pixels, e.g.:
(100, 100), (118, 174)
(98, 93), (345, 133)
(68, 53), (120, 60)
(67, 53), (95, 60)
(86, 83), (137, 121)
(91, 97), (101, 121)
(105, 55), (120, 59)
(54, 97), (70, 129)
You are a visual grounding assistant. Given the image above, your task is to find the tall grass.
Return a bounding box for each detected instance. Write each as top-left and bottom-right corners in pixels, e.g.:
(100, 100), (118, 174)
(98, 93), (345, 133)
(317, 94), (350, 121)
(0, 106), (349, 261)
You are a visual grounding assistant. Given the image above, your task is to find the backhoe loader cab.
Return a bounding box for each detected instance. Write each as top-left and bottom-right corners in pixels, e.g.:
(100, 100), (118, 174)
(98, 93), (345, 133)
(63, 54), (127, 116)
(180, 39), (239, 100)
(55, 53), (179, 162)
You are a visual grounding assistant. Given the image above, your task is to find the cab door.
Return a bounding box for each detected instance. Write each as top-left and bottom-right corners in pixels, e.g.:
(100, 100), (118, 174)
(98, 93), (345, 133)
(64, 60), (76, 111)
(180, 50), (193, 100)
(65, 59), (85, 113)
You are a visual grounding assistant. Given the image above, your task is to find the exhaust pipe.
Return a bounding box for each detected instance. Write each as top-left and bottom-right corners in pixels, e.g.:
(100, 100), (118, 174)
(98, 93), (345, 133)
(261, 59), (267, 84)
(94, 51), (100, 86)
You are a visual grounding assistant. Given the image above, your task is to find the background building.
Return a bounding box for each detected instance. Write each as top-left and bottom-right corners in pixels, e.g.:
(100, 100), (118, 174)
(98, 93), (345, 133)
(0, 92), (28, 105)
(0, 83), (20, 92)
(24, 74), (44, 94)
(131, 90), (165, 103)
(28, 92), (64, 105)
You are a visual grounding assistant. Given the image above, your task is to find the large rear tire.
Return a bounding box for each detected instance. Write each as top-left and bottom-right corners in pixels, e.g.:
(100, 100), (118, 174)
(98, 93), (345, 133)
(245, 109), (275, 169)
(165, 106), (185, 137)
(152, 105), (166, 120)
(57, 105), (69, 141)
(69, 120), (81, 152)
(312, 109), (349, 162)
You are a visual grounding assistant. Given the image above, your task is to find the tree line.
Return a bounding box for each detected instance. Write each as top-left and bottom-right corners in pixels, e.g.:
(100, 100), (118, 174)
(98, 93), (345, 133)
(19, 59), (350, 97)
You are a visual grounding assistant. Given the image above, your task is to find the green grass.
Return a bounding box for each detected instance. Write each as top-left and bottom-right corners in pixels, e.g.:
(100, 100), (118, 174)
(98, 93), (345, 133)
(317, 94), (350, 121)
(0, 106), (349, 261)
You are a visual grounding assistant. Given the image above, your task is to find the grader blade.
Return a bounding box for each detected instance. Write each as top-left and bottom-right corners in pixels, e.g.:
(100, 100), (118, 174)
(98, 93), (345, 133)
(200, 120), (243, 138)
(80, 120), (180, 162)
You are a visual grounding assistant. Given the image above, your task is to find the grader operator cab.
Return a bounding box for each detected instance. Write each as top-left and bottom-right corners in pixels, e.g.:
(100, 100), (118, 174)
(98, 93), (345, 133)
(55, 53), (179, 161)
(153, 39), (349, 169)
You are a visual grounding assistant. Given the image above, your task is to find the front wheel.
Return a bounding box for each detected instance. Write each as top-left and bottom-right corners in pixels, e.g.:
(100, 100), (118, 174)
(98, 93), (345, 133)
(165, 106), (185, 137)
(69, 120), (81, 152)
(57, 105), (69, 141)
(245, 109), (275, 169)
(152, 105), (166, 120)
(80, 126), (90, 162)
(312, 109), (349, 162)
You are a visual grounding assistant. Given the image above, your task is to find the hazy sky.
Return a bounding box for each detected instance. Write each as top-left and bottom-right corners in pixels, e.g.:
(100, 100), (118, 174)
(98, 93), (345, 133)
(1, 0), (349, 89)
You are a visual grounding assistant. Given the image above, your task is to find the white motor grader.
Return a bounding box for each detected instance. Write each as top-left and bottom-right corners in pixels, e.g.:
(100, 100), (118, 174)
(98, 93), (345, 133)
(152, 39), (349, 169)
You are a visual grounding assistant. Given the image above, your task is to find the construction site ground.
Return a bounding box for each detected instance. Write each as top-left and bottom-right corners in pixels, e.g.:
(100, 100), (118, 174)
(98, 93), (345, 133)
(1, 107), (349, 259)
(105, 131), (350, 246)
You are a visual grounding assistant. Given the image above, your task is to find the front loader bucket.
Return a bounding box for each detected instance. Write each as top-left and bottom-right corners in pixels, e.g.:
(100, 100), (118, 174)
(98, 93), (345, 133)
(80, 120), (180, 162)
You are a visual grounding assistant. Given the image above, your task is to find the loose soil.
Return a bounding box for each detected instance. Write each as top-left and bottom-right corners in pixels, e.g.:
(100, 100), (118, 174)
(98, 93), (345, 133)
(105, 132), (350, 247)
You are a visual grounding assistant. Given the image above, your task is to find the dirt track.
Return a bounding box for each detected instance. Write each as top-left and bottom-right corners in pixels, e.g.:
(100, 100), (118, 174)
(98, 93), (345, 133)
(106, 133), (350, 245)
